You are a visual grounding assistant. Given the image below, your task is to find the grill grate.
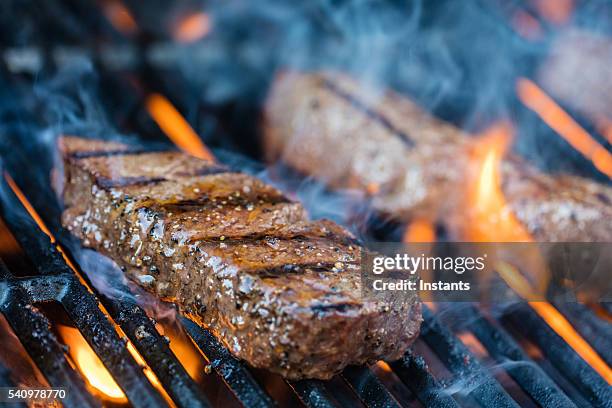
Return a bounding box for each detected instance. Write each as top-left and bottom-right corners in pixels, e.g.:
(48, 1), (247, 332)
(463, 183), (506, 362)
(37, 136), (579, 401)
(0, 0), (611, 401)
(0, 145), (611, 408)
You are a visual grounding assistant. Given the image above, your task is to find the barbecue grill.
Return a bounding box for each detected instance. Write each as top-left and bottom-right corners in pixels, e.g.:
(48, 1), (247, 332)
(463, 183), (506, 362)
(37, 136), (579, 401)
(1, 1), (611, 407)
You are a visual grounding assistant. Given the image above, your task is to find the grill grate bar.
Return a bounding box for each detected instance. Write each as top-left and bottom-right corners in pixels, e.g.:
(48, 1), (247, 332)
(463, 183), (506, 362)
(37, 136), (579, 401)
(0, 265), (100, 408)
(552, 301), (612, 367)
(389, 350), (459, 408)
(181, 318), (275, 408)
(98, 281), (211, 408)
(440, 304), (575, 407)
(502, 303), (612, 407)
(341, 366), (401, 408)
(421, 307), (519, 408)
(0, 173), (203, 408)
(287, 379), (339, 408)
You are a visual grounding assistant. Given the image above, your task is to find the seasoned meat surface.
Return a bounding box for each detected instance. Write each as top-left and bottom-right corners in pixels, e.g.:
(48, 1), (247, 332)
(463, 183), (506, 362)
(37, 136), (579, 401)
(58, 136), (422, 380)
(263, 72), (612, 242)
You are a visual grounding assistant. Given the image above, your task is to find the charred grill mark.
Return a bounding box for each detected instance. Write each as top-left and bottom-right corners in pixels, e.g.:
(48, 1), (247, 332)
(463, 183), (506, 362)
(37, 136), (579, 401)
(93, 167), (233, 191)
(69, 148), (160, 159)
(196, 231), (360, 249)
(97, 175), (168, 189)
(310, 302), (359, 314)
(595, 192), (611, 205)
(322, 79), (415, 148)
(244, 262), (356, 278)
(174, 165), (233, 177)
(154, 194), (291, 213)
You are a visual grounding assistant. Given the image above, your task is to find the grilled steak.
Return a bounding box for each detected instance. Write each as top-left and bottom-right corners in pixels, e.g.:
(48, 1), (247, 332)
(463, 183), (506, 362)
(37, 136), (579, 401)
(264, 72), (612, 242)
(57, 136), (422, 380)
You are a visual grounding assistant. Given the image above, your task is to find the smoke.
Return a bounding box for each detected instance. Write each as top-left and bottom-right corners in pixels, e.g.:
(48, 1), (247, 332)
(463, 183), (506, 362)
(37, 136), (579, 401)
(174, 1), (530, 126)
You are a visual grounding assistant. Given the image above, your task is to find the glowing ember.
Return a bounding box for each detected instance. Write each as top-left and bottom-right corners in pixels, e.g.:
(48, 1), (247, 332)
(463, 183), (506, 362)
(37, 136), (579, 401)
(517, 78), (612, 178)
(57, 325), (126, 401)
(146, 94), (215, 161)
(464, 122), (532, 242)
(174, 12), (212, 43)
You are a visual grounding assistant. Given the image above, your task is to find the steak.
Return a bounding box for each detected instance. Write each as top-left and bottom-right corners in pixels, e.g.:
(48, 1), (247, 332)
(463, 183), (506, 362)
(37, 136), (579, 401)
(263, 72), (612, 242)
(57, 136), (422, 380)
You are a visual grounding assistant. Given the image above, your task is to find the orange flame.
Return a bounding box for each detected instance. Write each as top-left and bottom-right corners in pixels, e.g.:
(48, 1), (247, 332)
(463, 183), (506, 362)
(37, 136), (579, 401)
(465, 122), (533, 242)
(457, 332), (488, 358)
(173, 12), (212, 43)
(146, 94), (215, 161)
(497, 262), (612, 384)
(457, 126), (609, 378)
(531, 0), (574, 25)
(102, 0), (137, 35)
(4, 173), (173, 403)
(155, 322), (203, 382)
(517, 78), (612, 178)
(403, 219), (435, 243)
(57, 325), (127, 402)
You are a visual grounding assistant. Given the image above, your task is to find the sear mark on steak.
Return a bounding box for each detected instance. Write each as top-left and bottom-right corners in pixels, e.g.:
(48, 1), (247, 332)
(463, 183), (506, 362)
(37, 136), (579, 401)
(57, 135), (422, 380)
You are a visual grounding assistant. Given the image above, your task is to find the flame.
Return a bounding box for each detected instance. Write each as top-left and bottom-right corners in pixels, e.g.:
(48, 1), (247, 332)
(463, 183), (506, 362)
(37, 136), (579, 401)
(403, 219), (435, 243)
(457, 332), (488, 358)
(460, 126), (612, 383)
(517, 78), (612, 178)
(375, 361), (392, 373)
(155, 322), (203, 381)
(146, 94), (215, 161)
(102, 0), (137, 35)
(531, 0), (574, 25)
(57, 325), (127, 401)
(173, 12), (211, 43)
(464, 122), (533, 242)
(533, 0), (574, 25)
(4, 173), (174, 403)
(497, 262), (612, 384)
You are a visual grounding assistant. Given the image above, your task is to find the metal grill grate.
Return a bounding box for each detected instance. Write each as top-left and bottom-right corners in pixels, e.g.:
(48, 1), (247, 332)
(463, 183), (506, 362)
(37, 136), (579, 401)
(0, 149), (611, 408)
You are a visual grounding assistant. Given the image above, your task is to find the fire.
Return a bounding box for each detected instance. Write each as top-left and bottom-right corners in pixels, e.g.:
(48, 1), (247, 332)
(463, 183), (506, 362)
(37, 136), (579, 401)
(497, 262), (612, 384)
(102, 0), (137, 35)
(4, 173), (172, 402)
(57, 325), (127, 402)
(457, 126), (612, 382)
(531, 0), (574, 25)
(517, 78), (612, 178)
(457, 332), (488, 358)
(155, 322), (203, 381)
(145, 93), (215, 161)
(465, 122), (532, 242)
(173, 12), (211, 43)
(403, 219), (435, 243)
(375, 361), (392, 373)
